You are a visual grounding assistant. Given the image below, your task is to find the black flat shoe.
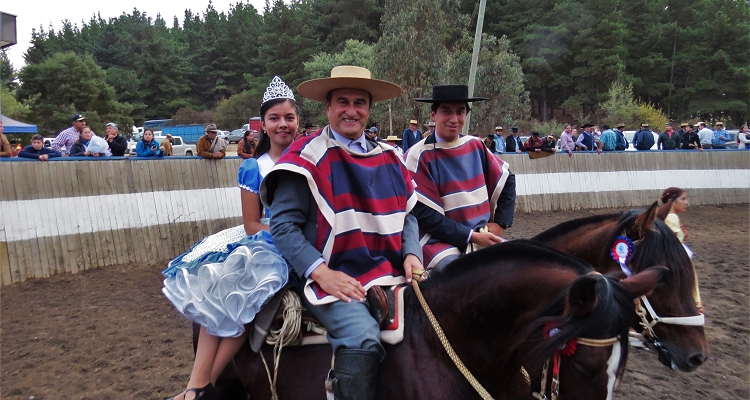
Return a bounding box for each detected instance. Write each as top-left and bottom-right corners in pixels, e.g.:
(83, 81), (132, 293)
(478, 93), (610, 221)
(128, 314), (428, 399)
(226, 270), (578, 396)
(184, 383), (216, 400)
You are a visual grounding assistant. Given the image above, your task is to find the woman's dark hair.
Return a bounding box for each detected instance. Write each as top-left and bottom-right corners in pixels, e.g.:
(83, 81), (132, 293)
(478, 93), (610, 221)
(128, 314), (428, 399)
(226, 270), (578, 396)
(430, 102), (472, 113)
(141, 129), (154, 144)
(253, 98), (300, 158)
(657, 187), (685, 220)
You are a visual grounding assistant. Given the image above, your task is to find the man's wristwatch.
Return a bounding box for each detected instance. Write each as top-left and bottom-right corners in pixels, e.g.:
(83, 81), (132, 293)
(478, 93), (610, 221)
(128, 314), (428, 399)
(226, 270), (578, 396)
(498, 223), (510, 230)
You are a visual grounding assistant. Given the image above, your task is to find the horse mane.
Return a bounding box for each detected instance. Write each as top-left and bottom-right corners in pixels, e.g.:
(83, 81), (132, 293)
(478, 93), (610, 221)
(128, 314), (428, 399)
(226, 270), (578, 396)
(419, 239), (594, 292)
(512, 274), (633, 381)
(610, 209), (694, 297)
(532, 213), (621, 242)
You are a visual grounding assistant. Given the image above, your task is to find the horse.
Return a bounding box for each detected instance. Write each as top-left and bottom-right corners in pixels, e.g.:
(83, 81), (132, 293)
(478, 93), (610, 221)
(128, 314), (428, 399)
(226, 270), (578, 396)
(531, 202), (709, 372)
(214, 240), (664, 400)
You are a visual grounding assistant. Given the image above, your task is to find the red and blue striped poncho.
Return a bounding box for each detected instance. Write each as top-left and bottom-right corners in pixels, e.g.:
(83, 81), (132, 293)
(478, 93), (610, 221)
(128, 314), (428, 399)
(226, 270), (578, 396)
(405, 135), (510, 269)
(265, 127), (417, 304)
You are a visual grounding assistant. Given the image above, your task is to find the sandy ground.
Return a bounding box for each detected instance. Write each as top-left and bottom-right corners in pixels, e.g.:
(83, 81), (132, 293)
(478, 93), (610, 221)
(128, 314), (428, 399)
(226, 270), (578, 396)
(1, 203), (748, 399)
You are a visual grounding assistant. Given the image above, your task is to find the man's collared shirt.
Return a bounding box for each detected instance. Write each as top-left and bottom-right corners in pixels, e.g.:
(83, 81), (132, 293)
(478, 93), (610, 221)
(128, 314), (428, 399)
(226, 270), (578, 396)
(330, 128), (368, 154)
(52, 126), (80, 156)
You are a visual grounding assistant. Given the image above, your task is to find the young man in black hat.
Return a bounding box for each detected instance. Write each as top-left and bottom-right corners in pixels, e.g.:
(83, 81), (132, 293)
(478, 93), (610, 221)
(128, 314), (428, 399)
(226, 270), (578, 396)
(505, 126), (523, 153)
(404, 84), (516, 271)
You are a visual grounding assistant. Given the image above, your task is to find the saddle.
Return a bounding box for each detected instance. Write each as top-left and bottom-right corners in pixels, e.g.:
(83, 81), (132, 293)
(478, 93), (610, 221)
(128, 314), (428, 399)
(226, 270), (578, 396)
(248, 285), (406, 352)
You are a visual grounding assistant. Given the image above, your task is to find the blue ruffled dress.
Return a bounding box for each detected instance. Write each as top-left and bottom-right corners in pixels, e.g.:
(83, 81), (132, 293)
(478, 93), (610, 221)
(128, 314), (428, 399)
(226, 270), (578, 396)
(162, 156), (289, 338)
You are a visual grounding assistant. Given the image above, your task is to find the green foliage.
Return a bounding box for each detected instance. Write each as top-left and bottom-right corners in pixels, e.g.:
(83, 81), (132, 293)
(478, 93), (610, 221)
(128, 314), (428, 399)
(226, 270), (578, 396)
(16, 52), (133, 134)
(1, 50), (18, 92)
(635, 102), (668, 129)
(1, 91), (29, 120)
(600, 80), (640, 127)
(213, 91), (263, 129)
(530, 119), (567, 137)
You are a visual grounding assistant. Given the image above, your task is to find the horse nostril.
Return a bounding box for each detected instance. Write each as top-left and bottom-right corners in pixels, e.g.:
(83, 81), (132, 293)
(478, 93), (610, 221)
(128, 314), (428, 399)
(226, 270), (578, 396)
(689, 353), (706, 367)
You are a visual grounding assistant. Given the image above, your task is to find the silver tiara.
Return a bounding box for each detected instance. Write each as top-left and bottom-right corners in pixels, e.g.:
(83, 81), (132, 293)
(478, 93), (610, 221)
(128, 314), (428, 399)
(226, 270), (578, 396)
(262, 76), (295, 104)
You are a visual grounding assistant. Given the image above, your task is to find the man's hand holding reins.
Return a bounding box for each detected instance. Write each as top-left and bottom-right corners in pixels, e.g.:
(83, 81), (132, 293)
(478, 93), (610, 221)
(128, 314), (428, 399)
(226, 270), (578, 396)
(403, 253), (423, 283)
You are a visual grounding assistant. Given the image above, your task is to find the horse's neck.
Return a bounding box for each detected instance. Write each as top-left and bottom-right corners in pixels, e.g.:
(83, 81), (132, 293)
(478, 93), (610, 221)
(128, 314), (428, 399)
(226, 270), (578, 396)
(549, 221), (619, 272)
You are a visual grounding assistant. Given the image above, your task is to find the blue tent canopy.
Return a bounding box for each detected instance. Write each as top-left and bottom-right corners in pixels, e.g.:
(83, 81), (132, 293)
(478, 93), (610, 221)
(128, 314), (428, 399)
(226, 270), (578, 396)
(1, 114), (38, 133)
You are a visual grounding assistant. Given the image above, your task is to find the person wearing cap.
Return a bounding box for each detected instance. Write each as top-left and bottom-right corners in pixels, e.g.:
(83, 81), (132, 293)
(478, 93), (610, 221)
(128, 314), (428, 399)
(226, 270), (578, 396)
(678, 123), (702, 151)
(613, 124), (628, 151)
(597, 124), (617, 153)
(261, 66), (422, 400)
(366, 126), (381, 142)
(424, 121), (436, 139)
(405, 84), (515, 271)
(711, 122), (730, 149)
(104, 122), (128, 156)
(197, 123), (227, 159)
(575, 123), (596, 151)
(402, 119), (422, 152)
(160, 134), (174, 156)
(657, 123), (681, 150)
(52, 114), (92, 156)
(633, 123), (655, 151)
(697, 122), (713, 149)
(505, 127), (523, 153)
(541, 134), (557, 153)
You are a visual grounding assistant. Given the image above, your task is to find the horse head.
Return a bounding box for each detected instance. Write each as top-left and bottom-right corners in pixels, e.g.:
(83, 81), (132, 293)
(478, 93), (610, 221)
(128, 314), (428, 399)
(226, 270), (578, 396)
(514, 267), (666, 400)
(611, 202), (709, 371)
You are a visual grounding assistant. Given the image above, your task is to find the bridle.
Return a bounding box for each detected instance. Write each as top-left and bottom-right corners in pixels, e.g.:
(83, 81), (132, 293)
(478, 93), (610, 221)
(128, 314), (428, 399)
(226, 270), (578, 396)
(611, 235), (705, 351)
(526, 335), (620, 400)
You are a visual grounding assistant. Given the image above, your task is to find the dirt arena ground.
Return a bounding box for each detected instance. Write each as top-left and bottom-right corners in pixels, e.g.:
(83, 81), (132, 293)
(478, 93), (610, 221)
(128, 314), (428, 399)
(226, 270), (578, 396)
(2, 203), (747, 399)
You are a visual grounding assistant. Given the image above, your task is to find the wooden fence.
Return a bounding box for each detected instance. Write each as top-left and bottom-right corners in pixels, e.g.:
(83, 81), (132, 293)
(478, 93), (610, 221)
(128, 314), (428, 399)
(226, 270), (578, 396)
(0, 150), (747, 285)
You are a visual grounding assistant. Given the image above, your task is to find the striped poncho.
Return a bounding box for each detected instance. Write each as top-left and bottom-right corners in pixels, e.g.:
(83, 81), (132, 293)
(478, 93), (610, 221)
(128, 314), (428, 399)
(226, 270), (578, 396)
(405, 134), (509, 269)
(263, 127), (417, 304)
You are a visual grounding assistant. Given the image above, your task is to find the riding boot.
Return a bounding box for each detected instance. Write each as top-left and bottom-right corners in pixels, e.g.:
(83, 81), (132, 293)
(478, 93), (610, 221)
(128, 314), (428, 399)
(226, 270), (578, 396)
(332, 349), (380, 400)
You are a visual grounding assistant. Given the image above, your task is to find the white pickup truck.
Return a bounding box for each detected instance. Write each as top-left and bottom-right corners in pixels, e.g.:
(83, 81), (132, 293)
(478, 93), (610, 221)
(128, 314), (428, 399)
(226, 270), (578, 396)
(128, 135), (196, 156)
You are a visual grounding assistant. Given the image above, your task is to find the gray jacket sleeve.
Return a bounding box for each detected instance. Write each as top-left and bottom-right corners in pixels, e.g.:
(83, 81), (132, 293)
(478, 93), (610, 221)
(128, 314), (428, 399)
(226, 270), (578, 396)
(268, 172), (323, 277)
(401, 212), (423, 263)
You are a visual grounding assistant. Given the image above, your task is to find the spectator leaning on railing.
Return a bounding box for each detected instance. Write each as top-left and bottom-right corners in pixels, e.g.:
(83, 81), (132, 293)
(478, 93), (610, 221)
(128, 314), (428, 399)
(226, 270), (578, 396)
(52, 114), (91, 156)
(711, 122), (730, 149)
(597, 124), (617, 153)
(697, 122), (713, 149)
(18, 134), (62, 161)
(136, 129), (165, 157)
(679, 123), (703, 151)
(197, 123), (227, 159)
(657, 123), (681, 150)
(105, 122), (128, 156)
(614, 124), (629, 150)
(558, 124), (575, 157)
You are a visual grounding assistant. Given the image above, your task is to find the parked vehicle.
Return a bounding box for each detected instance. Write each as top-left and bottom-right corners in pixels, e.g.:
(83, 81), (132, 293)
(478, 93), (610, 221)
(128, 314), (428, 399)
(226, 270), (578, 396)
(227, 129), (245, 143)
(242, 117), (262, 134)
(217, 130), (230, 141)
(161, 125), (205, 144)
(128, 135), (196, 156)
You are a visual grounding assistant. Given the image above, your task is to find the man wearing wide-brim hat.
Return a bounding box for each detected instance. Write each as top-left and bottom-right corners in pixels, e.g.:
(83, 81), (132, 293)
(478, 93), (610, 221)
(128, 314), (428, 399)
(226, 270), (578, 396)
(679, 123), (703, 151)
(711, 121), (730, 149)
(633, 122), (655, 151)
(404, 84), (516, 271)
(402, 118), (422, 152)
(576, 123), (596, 151)
(261, 65), (423, 400)
(488, 125), (506, 154)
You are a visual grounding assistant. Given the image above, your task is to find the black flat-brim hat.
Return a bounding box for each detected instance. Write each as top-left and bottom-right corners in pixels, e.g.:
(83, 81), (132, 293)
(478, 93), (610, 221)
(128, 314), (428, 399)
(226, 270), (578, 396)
(414, 85), (488, 103)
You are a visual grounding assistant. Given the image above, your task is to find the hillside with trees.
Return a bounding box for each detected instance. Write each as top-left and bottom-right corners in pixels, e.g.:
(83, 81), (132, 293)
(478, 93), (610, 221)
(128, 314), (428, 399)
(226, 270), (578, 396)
(0, 0), (747, 136)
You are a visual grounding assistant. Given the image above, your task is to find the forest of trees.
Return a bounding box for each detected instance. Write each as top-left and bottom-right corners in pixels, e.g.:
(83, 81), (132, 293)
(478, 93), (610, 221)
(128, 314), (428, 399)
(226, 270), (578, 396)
(0, 0), (747, 136)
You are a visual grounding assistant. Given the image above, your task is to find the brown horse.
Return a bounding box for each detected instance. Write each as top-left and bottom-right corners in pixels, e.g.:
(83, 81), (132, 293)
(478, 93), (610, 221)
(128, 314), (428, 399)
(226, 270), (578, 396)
(213, 240), (664, 400)
(532, 202), (709, 372)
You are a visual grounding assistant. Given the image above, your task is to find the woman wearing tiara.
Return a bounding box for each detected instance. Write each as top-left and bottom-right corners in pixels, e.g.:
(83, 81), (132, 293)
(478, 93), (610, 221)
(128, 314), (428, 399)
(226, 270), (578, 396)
(163, 76), (299, 400)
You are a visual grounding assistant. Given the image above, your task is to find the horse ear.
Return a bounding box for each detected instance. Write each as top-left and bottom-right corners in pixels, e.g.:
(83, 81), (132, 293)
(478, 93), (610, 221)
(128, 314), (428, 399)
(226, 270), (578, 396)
(565, 275), (600, 318)
(628, 201), (658, 240)
(619, 266), (668, 298)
